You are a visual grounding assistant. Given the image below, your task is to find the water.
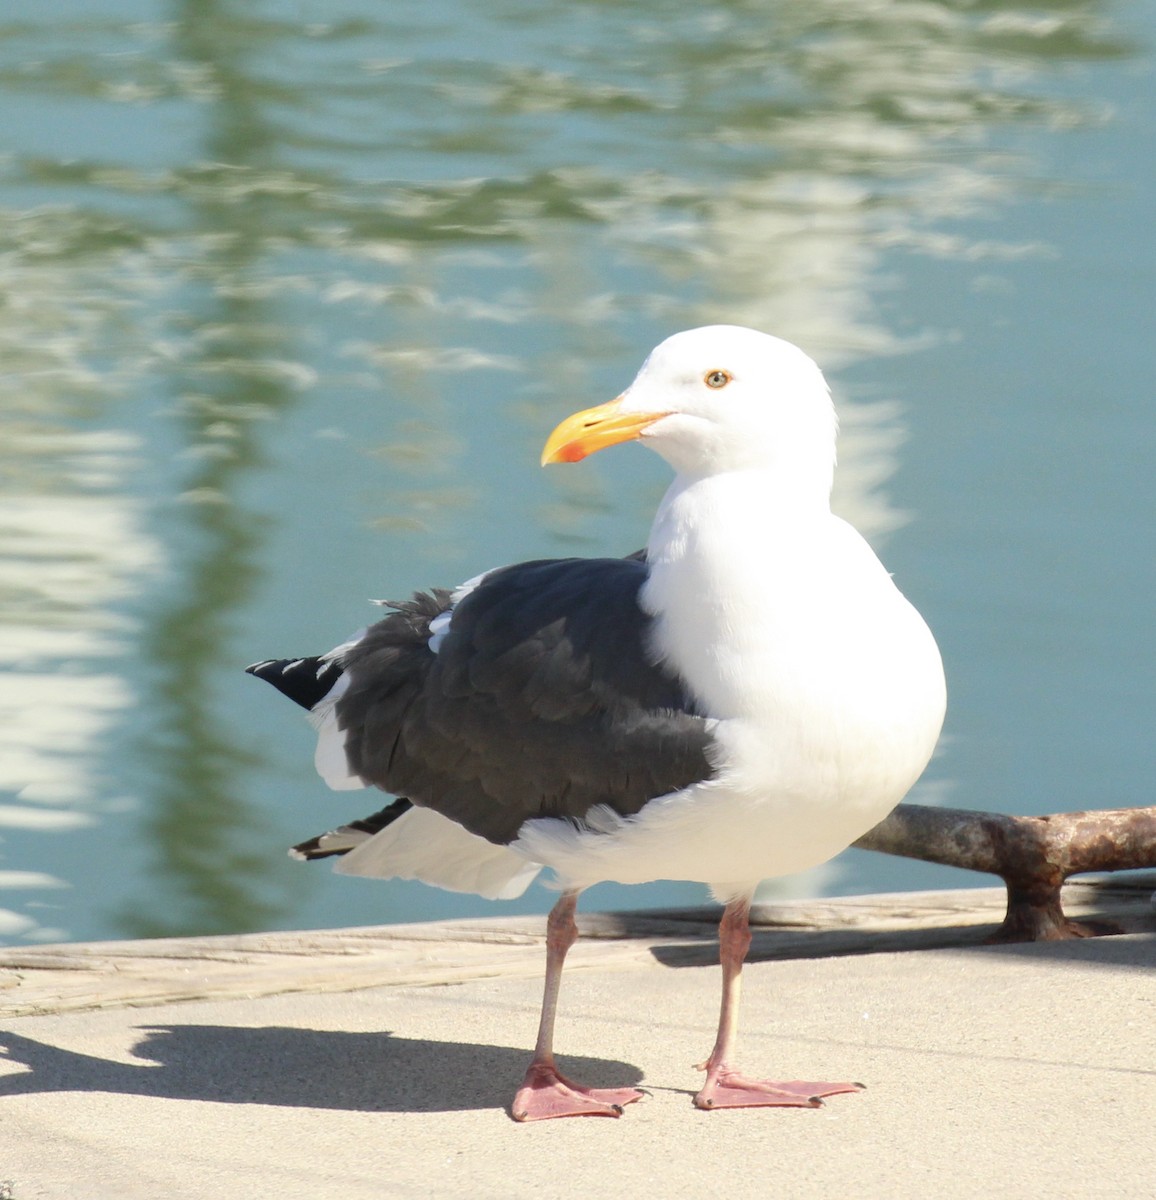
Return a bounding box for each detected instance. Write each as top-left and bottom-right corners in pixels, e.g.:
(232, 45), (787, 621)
(1, 0), (1153, 944)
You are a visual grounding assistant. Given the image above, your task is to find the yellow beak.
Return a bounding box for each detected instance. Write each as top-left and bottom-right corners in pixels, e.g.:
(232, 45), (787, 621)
(540, 397), (668, 465)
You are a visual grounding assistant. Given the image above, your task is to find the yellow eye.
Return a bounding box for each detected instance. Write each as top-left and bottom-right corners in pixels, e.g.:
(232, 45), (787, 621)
(704, 369), (732, 389)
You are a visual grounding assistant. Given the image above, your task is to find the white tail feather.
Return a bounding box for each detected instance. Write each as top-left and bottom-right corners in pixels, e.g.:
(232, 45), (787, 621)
(335, 806), (541, 900)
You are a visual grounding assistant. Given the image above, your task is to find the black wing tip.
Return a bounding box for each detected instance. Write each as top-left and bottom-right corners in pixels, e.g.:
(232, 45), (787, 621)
(245, 655), (343, 711)
(289, 839), (344, 861)
(290, 799), (415, 862)
(245, 657), (305, 684)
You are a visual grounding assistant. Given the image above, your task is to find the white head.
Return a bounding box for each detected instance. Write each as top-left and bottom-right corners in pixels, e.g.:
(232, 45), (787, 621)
(543, 325), (838, 497)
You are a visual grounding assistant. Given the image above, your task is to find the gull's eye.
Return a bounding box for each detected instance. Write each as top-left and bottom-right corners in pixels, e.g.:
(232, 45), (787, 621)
(704, 369), (732, 389)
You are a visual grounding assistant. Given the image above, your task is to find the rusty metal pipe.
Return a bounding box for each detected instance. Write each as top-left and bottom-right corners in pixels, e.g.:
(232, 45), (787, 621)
(853, 804), (1156, 941)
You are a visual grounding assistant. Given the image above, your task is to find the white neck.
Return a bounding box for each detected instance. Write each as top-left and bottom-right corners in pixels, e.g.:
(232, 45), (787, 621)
(647, 464), (834, 566)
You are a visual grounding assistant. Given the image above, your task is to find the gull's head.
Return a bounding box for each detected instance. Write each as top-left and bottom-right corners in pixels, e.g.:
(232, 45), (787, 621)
(542, 325), (837, 485)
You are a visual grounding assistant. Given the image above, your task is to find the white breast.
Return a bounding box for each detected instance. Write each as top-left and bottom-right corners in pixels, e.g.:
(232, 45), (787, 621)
(647, 470), (943, 772)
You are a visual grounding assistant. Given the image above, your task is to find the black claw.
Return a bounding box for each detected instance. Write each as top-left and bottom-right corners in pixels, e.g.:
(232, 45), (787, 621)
(808, 1096), (825, 1107)
(854, 1081), (867, 1090)
(611, 1104), (624, 1115)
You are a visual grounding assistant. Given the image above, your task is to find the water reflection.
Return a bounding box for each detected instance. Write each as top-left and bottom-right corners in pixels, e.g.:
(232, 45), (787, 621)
(0, 0), (1139, 941)
(121, 0), (330, 937)
(0, 205), (163, 939)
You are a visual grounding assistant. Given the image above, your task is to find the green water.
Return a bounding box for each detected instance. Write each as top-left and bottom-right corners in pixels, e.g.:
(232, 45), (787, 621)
(1, 0), (1153, 943)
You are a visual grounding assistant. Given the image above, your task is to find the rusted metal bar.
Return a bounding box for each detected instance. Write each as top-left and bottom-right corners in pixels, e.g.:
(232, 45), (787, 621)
(853, 803), (1156, 941)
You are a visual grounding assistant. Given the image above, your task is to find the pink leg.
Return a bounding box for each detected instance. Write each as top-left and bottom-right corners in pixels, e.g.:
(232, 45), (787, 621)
(693, 897), (864, 1111)
(511, 891), (645, 1122)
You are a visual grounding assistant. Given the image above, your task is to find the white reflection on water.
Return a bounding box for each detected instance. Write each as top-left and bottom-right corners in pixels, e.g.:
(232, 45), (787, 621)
(0, 414), (161, 940)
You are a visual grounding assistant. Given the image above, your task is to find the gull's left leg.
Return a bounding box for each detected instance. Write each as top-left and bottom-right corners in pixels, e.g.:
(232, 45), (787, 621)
(694, 896), (864, 1111)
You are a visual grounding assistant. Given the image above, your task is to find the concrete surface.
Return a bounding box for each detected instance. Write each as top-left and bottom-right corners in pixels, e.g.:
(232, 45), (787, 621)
(1, 921), (1153, 1199)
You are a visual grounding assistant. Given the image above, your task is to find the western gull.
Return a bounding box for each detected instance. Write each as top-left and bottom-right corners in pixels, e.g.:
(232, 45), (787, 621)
(247, 324), (946, 1121)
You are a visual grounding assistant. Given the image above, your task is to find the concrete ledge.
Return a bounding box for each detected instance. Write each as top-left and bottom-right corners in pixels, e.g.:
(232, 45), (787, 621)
(0, 882), (1154, 1199)
(2, 876), (1154, 1018)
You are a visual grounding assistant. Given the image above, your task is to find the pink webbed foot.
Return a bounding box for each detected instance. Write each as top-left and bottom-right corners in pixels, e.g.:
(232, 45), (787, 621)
(694, 1064), (864, 1111)
(511, 1060), (645, 1122)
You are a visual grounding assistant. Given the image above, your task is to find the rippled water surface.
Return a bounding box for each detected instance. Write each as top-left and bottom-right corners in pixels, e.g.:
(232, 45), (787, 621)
(2, 0), (1154, 943)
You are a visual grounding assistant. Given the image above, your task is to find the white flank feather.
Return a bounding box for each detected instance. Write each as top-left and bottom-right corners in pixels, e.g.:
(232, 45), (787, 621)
(426, 569), (494, 654)
(307, 677), (366, 791)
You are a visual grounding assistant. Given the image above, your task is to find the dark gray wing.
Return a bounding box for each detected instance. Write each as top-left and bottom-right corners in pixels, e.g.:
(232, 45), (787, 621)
(338, 556), (715, 845)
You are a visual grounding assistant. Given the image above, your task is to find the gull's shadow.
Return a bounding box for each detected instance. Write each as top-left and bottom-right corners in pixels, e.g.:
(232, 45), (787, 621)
(0, 1026), (642, 1114)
